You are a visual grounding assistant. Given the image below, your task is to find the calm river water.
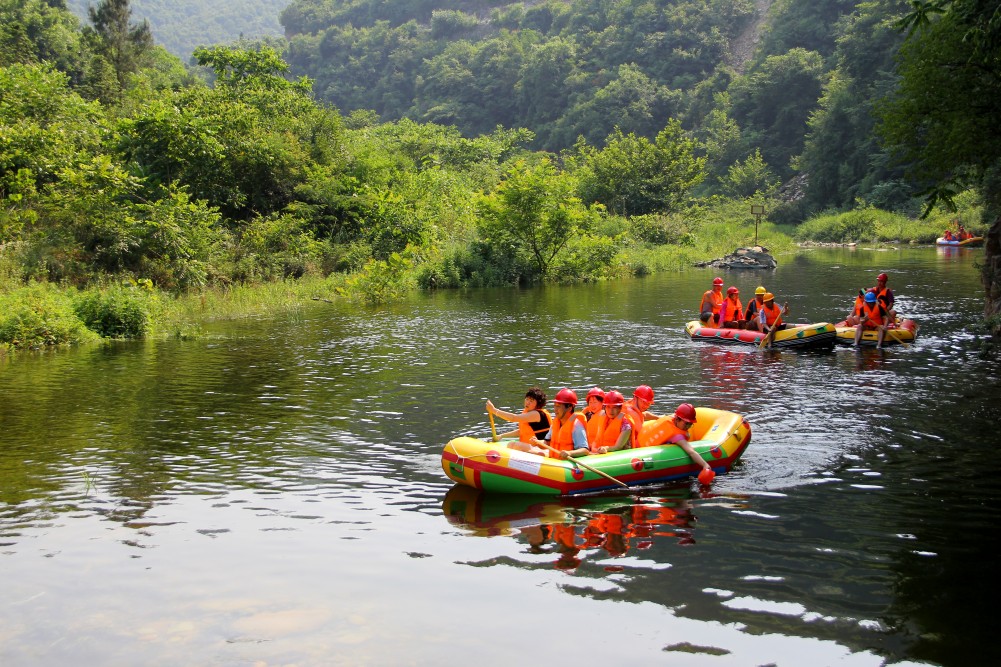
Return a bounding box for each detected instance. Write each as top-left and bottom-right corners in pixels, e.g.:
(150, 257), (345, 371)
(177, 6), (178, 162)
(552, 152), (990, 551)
(2, 247), (998, 666)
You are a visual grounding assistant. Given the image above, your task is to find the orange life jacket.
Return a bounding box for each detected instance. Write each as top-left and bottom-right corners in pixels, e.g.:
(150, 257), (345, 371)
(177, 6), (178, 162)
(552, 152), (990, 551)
(862, 302), (885, 327)
(699, 289), (723, 318)
(745, 297), (763, 321)
(761, 302), (783, 327)
(548, 411), (586, 455)
(636, 415), (690, 448)
(517, 409), (551, 442)
(586, 410), (608, 446)
(591, 414), (625, 451)
(621, 402), (645, 448)
(722, 296), (744, 323)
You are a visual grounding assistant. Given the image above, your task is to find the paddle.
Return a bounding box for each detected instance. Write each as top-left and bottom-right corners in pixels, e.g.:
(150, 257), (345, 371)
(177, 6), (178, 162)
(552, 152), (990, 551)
(488, 409), (498, 441)
(886, 327), (910, 347)
(537, 441), (628, 488)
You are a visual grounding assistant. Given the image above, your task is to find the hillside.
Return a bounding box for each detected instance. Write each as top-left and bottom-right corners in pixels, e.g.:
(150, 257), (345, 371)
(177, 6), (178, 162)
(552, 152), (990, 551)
(66, 0), (291, 58)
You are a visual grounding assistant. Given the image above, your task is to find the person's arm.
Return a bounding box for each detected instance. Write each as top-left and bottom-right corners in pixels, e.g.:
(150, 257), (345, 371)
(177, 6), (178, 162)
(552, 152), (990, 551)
(563, 421), (591, 458)
(668, 434), (710, 471)
(486, 400), (537, 423)
(596, 421), (632, 455)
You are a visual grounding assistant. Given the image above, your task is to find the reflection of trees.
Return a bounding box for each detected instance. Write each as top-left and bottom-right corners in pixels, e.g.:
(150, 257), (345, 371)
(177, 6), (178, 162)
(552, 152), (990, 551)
(0, 318), (351, 528)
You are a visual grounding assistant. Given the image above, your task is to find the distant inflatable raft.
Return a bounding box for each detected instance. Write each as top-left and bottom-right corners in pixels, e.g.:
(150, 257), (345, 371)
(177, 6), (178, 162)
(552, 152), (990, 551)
(936, 236), (983, 247)
(441, 407), (751, 495)
(685, 320), (837, 350)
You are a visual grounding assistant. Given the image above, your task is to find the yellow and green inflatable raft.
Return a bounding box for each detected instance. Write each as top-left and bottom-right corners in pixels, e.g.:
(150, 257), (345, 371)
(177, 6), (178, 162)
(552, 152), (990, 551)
(441, 407), (751, 495)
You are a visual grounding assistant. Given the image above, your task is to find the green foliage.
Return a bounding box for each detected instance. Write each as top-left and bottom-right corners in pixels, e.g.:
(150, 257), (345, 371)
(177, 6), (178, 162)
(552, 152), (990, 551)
(338, 247), (415, 304)
(720, 149), (778, 199)
(573, 121), (705, 216)
(283, 0), (755, 151)
(880, 0), (1001, 214)
(729, 48), (826, 179)
(0, 62), (106, 204)
(0, 283), (99, 349)
(82, 0), (154, 99)
(791, 204), (976, 244)
(476, 158), (598, 282)
(73, 281), (158, 338)
(26, 156), (224, 288)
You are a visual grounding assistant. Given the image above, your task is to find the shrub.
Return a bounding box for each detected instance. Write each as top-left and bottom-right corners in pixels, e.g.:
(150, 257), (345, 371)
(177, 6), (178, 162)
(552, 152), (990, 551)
(73, 284), (159, 338)
(0, 284), (98, 349)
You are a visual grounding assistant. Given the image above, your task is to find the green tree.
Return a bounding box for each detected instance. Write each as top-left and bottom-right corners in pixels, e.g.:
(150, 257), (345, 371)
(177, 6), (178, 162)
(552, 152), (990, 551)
(728, 48), (826, 179)
(476, 158), (596, 281)
(573, 120), (706, 216)
(720, 149), (778, 198)
(881, 0), (1001, 214)
(83, 0), (153, 91)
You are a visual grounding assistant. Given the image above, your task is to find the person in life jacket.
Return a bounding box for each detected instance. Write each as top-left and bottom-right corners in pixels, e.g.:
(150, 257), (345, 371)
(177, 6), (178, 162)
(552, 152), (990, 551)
(721, 286), (745, 328)
(854, 289), (889, 348)
(943, 229), (955, 241)
(544, 388), (590, 459)
(744, 286), (767, 331)
(870, 272), (896, 324)
(485, 387), (551, 453)
(583, 386), (608, 443)
(757, 292), (789, 347)
(622, 385), (657, 448)
(844, 289), (869, 326)
(659, 403), (712, 476)
(588, 390), (632, 454)
(699, 277), (725, 326)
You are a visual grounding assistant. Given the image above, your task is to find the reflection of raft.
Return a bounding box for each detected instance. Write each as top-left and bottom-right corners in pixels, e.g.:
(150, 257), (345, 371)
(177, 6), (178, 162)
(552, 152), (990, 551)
(936, 236), (983, 247)
(685, 320), (836, 350)
(441, 407), (751, 495)
(833, 318), (919, 347)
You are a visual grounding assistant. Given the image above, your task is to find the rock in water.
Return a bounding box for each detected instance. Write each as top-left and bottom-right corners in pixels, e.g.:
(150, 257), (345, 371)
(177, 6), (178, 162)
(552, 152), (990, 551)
(695, 246), (777, 270)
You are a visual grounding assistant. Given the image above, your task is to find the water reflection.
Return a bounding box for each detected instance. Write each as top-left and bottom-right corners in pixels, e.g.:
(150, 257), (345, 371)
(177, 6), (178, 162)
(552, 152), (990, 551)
(442, 485), (700, 571)
(2, 247), (1000, 666)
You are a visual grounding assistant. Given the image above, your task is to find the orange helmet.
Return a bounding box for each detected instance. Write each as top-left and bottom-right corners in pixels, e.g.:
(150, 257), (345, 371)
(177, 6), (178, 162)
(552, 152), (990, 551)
(554, 388), (578, 405)
(633, 385), (655, 402)
(674, 403), (698, 424)
(763, 292), (775, 301)
(603, 390), (624, 406)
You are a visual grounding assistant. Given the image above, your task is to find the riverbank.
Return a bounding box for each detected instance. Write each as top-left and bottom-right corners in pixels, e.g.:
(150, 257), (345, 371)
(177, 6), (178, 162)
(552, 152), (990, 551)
(1, 198), (988, 354)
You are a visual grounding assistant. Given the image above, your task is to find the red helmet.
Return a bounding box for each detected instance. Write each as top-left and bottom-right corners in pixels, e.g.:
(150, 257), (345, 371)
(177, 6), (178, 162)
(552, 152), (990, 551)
(554, 388), (578, 405)
(633, 385), (654, 402)
(674, 403), (698, 424)
(877, 272), (888, 282)
(712, 277), (724, 286)
(603, 390), (624, 406)
(727, 286), (738, 295)
(586, 387), (605, 401)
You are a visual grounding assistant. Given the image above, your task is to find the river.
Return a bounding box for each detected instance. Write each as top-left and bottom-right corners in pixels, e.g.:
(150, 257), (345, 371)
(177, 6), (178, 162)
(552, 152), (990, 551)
(1, 246), (998, 666)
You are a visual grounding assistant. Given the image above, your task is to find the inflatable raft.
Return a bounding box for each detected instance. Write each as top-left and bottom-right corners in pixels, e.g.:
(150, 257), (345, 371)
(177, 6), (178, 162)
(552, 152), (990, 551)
(441, 407), (751, 495)
(833, 318), (919, 347)
(936, 236), (983, 247)
(685, 320), (837, 350)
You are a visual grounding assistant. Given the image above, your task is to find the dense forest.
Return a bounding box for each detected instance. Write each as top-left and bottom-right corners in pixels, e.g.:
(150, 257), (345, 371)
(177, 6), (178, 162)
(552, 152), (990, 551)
(65, 0), (290, 58)
(2, 0), (999, 349)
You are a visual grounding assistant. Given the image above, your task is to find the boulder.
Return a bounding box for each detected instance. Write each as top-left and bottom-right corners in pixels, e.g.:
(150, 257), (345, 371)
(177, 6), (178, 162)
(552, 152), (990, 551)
(695, 246), (777, 270)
